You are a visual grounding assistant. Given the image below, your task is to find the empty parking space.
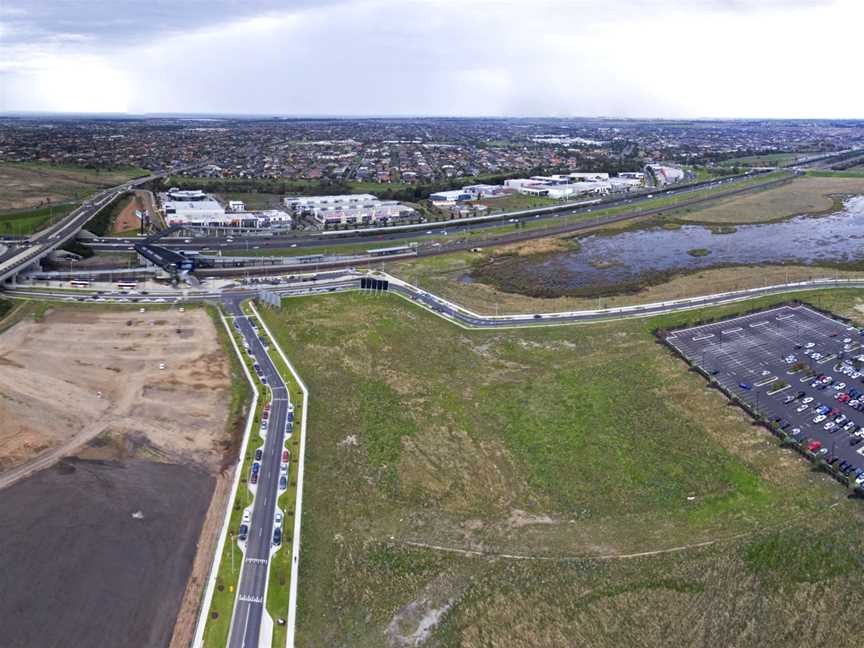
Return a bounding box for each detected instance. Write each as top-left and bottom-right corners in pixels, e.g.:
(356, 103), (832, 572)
(668, 304), (864, 486)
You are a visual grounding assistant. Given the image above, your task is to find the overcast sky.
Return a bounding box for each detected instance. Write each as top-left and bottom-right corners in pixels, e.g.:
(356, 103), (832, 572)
(1, 0), (861, 118)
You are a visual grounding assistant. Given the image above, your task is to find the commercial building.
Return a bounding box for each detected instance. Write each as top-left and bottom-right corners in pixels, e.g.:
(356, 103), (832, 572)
(162, 189), (292, 228)
(645, 164), (685, 186)
(162, 189), (229, 226)
(429, 189), (473, 203)
(284, 194), (417, 228)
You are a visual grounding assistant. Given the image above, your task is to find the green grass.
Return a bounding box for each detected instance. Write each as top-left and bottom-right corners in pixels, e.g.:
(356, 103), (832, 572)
(201, 308), (261, 648)
(0, 203), (75, 235)
(251, 288), (864, 646)
(807, 169), (864, 178)
(722, 152), (821, 166)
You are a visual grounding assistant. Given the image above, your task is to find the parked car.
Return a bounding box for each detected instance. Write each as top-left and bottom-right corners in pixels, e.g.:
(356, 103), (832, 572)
(807, 440), (823, 451)
(238, 524), (249, 541)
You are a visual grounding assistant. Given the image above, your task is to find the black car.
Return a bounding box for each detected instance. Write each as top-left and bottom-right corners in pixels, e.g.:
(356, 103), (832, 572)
(279, 475), (287, 490)
(273, 527), (282, 546)
(851, 437), (862, 446)
(255, 448), (263, 461)
(238, 524), (249, 541)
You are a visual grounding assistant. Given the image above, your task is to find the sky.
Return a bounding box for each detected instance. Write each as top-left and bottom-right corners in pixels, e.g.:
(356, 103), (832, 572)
(1, 0), (862, 118)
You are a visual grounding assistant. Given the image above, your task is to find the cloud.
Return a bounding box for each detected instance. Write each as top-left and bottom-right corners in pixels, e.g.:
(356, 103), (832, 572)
(1, 0), (861, 117)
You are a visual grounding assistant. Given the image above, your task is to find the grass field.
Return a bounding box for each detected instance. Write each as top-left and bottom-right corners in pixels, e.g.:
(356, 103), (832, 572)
(721, 152), (821, 167)
(0, 162), (148, 212)
(386, 244), (864, 315)
(0, 203), (76, 235)
(671, 175), (864, 225)
(259, 289), (864, 647)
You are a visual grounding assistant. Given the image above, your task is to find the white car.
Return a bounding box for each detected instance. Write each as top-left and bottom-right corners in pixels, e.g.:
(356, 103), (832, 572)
(834, 382), (847, 391)
(159, 362), (166, 370)
(242, 510), (251, 525)
(824, 422), (836, 431)
(813, 415), (827, 423)
(805, 342), (816, 348)
(802, 397), (814, 404)
(796, 404), (809, 413)
(274, 511), (283, 526)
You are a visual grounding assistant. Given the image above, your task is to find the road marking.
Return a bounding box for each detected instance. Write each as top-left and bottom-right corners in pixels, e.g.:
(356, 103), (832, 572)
(692, 334), (714, 341)
(777, 314), (795, 321)
(245, 557), (267, 565)
(749, 321), (769, 328)
(722, 327), (743, 334)
(241, 606), (251, 648)
(239, 594), (264, 603)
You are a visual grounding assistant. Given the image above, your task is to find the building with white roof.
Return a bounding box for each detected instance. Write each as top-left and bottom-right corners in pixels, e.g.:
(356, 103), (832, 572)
(284, 194), (416, 228)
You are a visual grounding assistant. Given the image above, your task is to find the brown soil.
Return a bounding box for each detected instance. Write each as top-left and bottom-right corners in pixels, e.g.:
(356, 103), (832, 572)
(0, 307), (231, 476)
(111, 192), (144, 234)
(0, 305), (235, 646)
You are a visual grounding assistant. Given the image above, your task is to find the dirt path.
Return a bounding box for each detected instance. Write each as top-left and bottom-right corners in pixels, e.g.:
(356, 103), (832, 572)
(394, 531), (756, 562)
(168, 472), (233, 648)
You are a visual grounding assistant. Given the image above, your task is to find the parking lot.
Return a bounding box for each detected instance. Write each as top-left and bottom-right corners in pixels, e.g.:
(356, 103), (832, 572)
(667, 303), (864, 487)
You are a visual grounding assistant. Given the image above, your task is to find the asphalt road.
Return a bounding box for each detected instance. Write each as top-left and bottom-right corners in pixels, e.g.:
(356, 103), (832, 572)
(668, 304), (864, 477)
(83, 170), (778, 255)
(225, 298), (291, 648)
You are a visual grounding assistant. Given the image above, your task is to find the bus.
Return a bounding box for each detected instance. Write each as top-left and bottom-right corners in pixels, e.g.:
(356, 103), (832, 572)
(116, 282), (138, 290)
(69, 280), (91, 288)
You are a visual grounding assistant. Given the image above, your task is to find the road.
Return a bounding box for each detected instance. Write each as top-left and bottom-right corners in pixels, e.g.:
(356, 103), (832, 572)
(83, 170), (783, 256)
(0, 163), (206, 284)
(224, 298), (291, 648)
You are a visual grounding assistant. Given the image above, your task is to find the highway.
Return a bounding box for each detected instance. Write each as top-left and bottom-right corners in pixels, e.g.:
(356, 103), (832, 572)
(82, 169), (782, 255)
(0, 164), (208, 284)
(224, 298), (292, 648)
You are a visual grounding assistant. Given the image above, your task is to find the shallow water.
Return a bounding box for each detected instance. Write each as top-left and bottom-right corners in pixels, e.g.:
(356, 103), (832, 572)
(519, 195), (864, 290)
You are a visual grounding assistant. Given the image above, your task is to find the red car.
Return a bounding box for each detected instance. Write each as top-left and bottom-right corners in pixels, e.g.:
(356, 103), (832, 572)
(282, 450), (289, 463)
(807, 440), (822, 452)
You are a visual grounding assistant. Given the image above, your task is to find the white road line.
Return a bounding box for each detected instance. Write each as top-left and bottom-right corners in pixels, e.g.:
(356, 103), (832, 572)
(692, 334), (715, 341)
(722, 327), (743, 334)
(749, 321), (769, 328)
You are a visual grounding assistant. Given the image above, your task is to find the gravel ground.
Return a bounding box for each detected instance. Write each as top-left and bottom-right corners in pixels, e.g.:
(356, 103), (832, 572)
(0, 458), (213, 648)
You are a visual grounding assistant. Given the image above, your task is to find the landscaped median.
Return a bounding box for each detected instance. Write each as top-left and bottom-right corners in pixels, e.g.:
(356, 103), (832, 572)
(197, 307), (268, 648)
(243, 300), (309, 648)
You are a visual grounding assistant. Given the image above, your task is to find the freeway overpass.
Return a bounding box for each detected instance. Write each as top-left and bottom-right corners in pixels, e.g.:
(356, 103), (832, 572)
(0, 164), (207, 285)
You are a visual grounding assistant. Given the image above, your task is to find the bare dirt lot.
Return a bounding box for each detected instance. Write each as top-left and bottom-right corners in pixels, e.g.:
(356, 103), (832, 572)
(111, 192), (144, 234)
(0, 307), (230, 477)
(0, 305), (234, 648)
(0, 458), (213, 648)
